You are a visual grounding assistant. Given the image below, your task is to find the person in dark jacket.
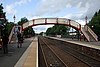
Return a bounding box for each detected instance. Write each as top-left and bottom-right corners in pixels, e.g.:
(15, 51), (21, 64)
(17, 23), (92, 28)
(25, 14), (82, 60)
(17, 32), (23, 48)
(2, 35), (9, 54)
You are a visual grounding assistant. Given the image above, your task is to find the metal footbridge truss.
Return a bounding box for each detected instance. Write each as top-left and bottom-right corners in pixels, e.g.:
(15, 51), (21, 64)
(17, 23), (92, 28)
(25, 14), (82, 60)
(9, 18), (98, 42)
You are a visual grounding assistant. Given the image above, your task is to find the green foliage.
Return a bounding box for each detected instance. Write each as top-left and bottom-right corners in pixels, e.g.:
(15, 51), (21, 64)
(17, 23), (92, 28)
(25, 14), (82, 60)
(18, 17), (28, 25)
(46, 27), (52, 35)
(0, 3), (6, 25)
(18, 17), (35, 37)
(39, 32), (44, 35)
(46, 24), (70, 36)
(0, 3), (14, 37)
(88, 9), (100, 40)
(6, 22), (14, 35)
(0, 3), (3, 13)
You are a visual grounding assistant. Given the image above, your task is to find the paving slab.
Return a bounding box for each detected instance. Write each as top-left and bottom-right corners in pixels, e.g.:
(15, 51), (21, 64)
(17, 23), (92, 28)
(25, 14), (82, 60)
(0, 37), (33, 67)
(14, 37), (38, 67)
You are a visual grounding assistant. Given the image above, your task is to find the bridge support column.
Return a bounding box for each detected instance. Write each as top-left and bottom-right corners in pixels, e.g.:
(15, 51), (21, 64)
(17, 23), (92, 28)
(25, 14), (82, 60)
(68, 19), (71, 26)
(77, 30), (80, 41)
(56, 18), (58, 24)
(45, 18), (47, 24)
(79, 24), (81, 41)
(80, 34), (81, 41)
(33, 20), (34, 25)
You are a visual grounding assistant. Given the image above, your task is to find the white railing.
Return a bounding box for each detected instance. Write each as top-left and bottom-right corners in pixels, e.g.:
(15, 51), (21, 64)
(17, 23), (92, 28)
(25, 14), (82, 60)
(70, 20), (80, 29)
(22, 18), (81, 31)
(8, 26), (15, 43)
(81, 27), (90, 41)
(23, 22), (29, 29)
(34, 18), (45, 24)
(58, 18), (68, 24)
(85, 25), (98, 41)
(29, 20), (34, 26)
(47, 18), (56, 23)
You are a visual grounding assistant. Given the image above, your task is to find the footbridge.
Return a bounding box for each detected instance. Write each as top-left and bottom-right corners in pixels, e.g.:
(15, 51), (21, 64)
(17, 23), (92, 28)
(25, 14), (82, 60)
(9, 18), (98, 42)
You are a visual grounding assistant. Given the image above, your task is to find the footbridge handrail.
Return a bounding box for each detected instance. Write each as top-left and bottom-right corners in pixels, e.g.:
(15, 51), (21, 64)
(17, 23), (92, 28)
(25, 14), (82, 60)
(22, 18), (81, 30)
(85, 25), (98, 41)
(81, 26), (90, 41)
(21, 18), (98, 42)
(8, 26), (15, 43)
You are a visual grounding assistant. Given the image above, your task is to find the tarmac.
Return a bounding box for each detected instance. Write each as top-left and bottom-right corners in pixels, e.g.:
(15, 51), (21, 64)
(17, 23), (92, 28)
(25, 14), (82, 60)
(0, 37), (36, 67)
(14, 37), (38, 67)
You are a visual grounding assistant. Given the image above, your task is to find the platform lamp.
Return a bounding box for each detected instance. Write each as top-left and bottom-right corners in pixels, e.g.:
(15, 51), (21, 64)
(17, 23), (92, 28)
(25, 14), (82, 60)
(13, 15), (16, 23)
(85, 16), (87, 25)
(85, 16), (88, 31)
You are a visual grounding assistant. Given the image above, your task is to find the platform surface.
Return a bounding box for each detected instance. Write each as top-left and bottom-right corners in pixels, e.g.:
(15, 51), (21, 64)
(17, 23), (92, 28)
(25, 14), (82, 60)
(14, 37), (38, 67)
(49, 37), (100, 50)
(14, 36), (100, 67)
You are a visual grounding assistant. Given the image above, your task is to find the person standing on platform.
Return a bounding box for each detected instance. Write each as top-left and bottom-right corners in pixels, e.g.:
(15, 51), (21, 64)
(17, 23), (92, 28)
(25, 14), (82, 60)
(17, 31), (23, 48)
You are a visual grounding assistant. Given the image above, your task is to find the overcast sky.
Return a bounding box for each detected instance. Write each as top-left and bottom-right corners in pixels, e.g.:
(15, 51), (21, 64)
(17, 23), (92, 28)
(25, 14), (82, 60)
(0, 0), (100, 33)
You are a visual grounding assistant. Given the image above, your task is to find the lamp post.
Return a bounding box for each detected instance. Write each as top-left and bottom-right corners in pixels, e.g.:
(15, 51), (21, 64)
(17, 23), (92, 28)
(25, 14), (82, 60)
(85, 16), (87, 25)
(13, 15), (16, 23)
(85, 16), (88, 31)
(91, 25), (94, 31)
(92, 25), (94, 28)
(13, 15), (18, 34)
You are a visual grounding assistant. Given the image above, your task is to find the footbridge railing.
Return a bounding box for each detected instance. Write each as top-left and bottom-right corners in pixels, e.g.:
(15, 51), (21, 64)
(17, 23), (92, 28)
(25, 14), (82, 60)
(8, 26), (15, 43)
(21, 18), (98, 42)
(22, 18), (81, 30)
(84, 25), (98, 41)
(81, 25), (90, 41)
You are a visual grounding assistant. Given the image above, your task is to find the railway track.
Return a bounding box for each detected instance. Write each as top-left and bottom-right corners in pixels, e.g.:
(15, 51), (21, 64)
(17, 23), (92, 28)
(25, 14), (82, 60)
(38, 36), (67, 67)
(39, 36), (99, 67)
(47, 38), (100, 67)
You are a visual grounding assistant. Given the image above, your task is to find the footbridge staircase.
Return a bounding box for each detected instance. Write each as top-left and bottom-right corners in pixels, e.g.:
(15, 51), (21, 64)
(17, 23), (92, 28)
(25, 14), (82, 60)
(8, 25), (22, 43)
(81, 25), (98, 42)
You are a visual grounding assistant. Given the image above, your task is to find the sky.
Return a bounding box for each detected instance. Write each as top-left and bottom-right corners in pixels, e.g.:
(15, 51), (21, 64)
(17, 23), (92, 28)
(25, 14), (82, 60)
(0, 0), (100, 33)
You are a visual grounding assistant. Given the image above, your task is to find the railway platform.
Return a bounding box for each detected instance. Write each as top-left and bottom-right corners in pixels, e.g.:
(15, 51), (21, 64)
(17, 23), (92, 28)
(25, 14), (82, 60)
(14, 37), (38, 67)
(49, 37), (100, 50)
(12, 36), (100, 67)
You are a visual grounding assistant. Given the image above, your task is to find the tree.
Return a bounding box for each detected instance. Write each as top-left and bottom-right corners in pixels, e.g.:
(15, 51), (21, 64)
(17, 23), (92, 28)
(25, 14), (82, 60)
(0, 3), (9, 37)
(46, 24), (70, 36)
(17, 17), (35, 37)
(88, 10), (100, 40)
(0, 3), (3, 13)
(46, 27), (52, 35)
(39, 32), (44, 35)
(18, 17), (28, 25)
(0, 3), (6, 27)
(94, 12), (98, 17)
(98, 9), (100, 15)
(6, 22), (15, 35)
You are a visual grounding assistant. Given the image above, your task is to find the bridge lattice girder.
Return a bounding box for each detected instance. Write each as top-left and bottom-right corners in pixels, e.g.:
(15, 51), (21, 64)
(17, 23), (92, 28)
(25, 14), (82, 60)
(20, 18), (98, 42)
(22, 18), (81, 31)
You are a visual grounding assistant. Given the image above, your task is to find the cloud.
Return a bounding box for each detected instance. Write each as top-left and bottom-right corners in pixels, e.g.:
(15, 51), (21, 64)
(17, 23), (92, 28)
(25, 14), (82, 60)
(15, 0), (31, 6)
(62, 12), (83, 20)
(34, 0), (68, 16)
(34, 0), (100, 21)
(33, 25), (53, 33)
(5, 0), (32, 15)
(5, 4), (16, 15)
(81, 0), (100, 19)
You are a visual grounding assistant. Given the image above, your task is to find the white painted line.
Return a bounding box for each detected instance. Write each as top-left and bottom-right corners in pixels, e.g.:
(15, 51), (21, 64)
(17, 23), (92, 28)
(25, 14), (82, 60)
(36, 38), (38, 67)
